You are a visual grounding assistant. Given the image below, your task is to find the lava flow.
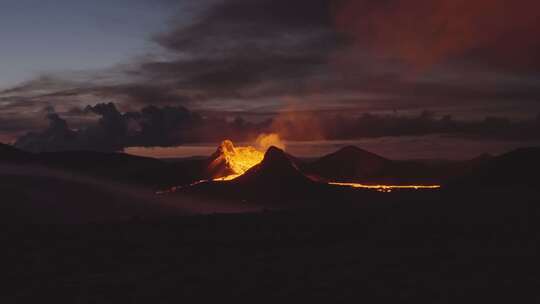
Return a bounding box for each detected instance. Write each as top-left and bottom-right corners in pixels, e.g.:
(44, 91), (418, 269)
(207, 134), (441, 192)
(328, 182), (441, 193)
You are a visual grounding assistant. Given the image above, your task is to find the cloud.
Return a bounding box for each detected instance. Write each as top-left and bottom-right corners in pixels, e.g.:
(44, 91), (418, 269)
(267, 109), (540, 141)
(14, 103), (205, 152)
(95, 84), (191, 106)
(139, 0), (540, 105)
(144, 0), (343, 99)
(1, 0), (540, 144)
(14, 113), (78, 152)
(333, 0), (540, 70)
(156, 0), (336, 53)
(12, 102), (540, 152)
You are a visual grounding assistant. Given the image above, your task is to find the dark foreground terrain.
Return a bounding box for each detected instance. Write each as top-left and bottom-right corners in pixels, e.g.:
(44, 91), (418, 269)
(2, 144), (540, 302)
(3, 186), (540, 303)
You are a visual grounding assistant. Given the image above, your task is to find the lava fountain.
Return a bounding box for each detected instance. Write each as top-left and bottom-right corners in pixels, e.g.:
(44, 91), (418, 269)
(205, 133), (441, 192)
(209, 133), (285, 181)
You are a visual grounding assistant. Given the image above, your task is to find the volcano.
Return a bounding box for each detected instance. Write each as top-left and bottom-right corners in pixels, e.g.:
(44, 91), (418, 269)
(172, 139), (443, 200)
(206, 134), (286, 181)
(175, 145), (326, 205)
(233, 146), (316, 188)
(206, 140), (258, 180)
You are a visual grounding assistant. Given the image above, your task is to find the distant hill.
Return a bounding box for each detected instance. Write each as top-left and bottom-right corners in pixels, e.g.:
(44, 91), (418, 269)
(0, 143), (193, 224)
(450, 147), (540, 189)
(0, 164), (184, 224)
(304, 146), (392, 182)
(0, 145), (205, 188)
(0, 143), (33, 163)
(37, 151), (176, 187)
(304, 146), (458, 184)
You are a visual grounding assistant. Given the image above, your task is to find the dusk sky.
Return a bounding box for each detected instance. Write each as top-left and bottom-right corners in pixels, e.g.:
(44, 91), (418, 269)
(4, 2), (540, 299)
(1, 0), (540, 155)
(0, 0), (183, 87)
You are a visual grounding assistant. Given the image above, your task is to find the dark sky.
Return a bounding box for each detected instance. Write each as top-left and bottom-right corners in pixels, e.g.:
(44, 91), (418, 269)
(1, 0), (540, 147)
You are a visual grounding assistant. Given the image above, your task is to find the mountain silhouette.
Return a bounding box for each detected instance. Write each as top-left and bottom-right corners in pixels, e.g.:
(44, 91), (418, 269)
(450, 147), (540, 188)
(0, 164), (184, 224)
(304, 145), (477, 184)
(0, 143), (204, 188)
(0, 143), (33, 163)
(233, 146), (316, 187)
(180, 146), (325, 205)
(305, 146), (392, 182)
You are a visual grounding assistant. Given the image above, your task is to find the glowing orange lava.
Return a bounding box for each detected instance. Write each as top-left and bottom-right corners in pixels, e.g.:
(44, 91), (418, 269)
(210, 135), (441, 192)
(211, 133), (285, 181)
(328, 182), (441, 193)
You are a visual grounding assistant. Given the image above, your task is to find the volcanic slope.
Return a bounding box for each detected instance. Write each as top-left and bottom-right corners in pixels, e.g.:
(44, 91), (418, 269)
(181, 147), (345, 206)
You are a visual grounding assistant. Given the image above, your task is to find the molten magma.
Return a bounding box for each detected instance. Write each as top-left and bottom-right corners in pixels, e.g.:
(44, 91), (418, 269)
(212, 134), (285, 181)
(213, 141), (264, 181)
(329, 182), (441, 193)
(210, 134), (441, 192)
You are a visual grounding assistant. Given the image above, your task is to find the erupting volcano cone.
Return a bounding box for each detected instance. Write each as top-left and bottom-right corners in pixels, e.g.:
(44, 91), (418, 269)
(233, 146), (316, 188)
(206, 140), (238, 179)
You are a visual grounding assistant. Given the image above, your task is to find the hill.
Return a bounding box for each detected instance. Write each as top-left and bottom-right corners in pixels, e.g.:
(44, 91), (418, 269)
(0, 164), (184, 224)
(449, 147), (540, 189)
(0, 146), (205, 188)
(304, 146), (392, 182)
(233, 146), (316, 188)
(0, 143), (33, 163)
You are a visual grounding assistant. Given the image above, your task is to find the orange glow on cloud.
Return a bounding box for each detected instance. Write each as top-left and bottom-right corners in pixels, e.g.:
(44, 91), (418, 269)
(332, 0), (540, 70)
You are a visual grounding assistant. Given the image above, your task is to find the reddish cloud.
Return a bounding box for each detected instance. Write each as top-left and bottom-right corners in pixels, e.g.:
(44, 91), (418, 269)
(333, 0), (540, 70)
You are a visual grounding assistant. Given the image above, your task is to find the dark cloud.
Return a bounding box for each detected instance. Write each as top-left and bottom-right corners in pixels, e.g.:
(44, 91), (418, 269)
(14, 103), (205, 152)
(12, 102), (540, 152)
(144, 0), (344, 98)
(333, 0), (540, 71)
(14, 113), (78, 152)
(93, 84), (192, 107)
(156, 0), (336, 52)
(266, 109), (540, 142)
(2, 0), (540, 145)
(319, 112), (540, 142)
(138, 0), (540, 104)
(4, 0), (540, 105)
